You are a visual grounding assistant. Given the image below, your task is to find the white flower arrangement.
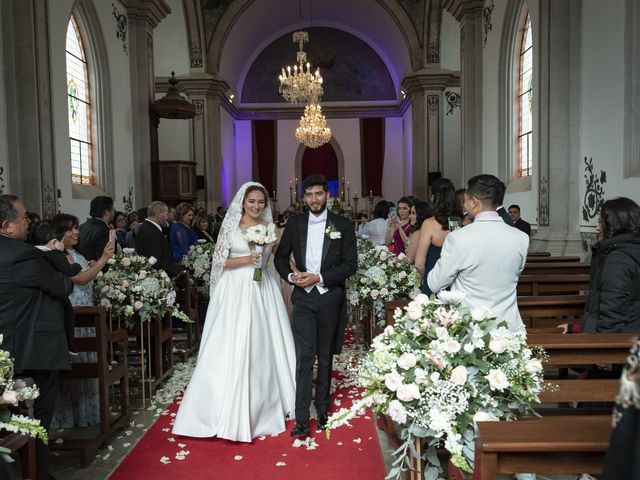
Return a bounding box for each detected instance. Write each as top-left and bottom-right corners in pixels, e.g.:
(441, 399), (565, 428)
(242, 223), (277, 281)
(181, 242), (216, 297)
(326, 291), (546, 478)
(0, 336), (47, 443)
(347, 237), (422, 327)
(94, 252), (192, 328)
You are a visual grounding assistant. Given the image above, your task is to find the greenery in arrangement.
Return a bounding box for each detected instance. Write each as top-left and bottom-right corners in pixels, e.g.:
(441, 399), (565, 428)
(94, 252), (192, 328)
(327, 291), (546, 479)
(0, 336), (48, 444)
(347, 236), (422, 327)
(182, 241), (216, 298)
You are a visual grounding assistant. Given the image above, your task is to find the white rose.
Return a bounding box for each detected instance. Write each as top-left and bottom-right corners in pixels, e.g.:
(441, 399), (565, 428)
(485, 368), (509, 391)
(384, 371), (404, 392)
(397, 252), (406, 261)
(470, 305), (494, 321)
(443, 339), (461, 354)
(414, 368), (428, 385)
(525, 359), (543, 374)
(397, 353), (417, 370)
(122, 280), (129, 288)
(396, 383), (421, 402)
(406, 303), (422, 321)
(125, 305), (134, 316)
(370, 289), (380, 299)
(139, 270), (148, 279)
(387, 400), (408, 424)
(489, 337), (508, 355)
(148, 256), (158, 265)
(473, 411), (499, 425)
(413, 294), (430, 305)
(383, 325), (395, 336)
(379, 251), (388, 261)
(380, 287), (389, 296)
(196, 247), (203, 254)
(2, 390), (19, 405)
(398, 271), (407, 279)
(463, 343), (475, 353)
(134, 300), (144, 311)
(107, 258), (116, 265)
(372, 391), (388, 405)
(450, 365), (468, 385)
(120, 257), (131, 267)
(101, 285), (109, 293)
(430, 372), (441, 384)
(360, 277), (368, 284)
(100, 298), (111, 308)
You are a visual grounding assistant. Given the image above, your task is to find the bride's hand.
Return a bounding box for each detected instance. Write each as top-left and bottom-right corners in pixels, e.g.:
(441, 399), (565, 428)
(247, 252), (262, 266)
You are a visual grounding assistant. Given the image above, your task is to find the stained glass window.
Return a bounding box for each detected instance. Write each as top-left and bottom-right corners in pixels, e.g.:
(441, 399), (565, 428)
(517, 11), (533, 177)
(66, 15), (94, 185)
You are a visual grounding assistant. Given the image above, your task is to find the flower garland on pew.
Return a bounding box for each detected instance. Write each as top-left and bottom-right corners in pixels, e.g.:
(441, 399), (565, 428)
(94, 251), (192, 328)
(0, 336), (48, 445)
(347, 236), (422, 328)
(181, 241), (215, 298)
(326, 291), (546, 479)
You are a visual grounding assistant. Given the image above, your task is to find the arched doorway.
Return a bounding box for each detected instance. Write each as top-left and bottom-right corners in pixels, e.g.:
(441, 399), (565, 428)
(295, 138), (345, 198)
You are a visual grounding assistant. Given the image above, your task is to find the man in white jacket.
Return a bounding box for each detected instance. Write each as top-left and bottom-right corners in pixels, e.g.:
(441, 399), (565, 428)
(427, 174), (530, 332)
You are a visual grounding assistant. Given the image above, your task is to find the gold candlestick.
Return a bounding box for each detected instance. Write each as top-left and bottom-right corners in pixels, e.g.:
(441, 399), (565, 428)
(367, 191), (375, 219)
(352, 192), (360, 220)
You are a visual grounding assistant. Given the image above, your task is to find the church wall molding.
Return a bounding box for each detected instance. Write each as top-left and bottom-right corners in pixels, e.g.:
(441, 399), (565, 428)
(623, 0), (640, 178)
(119, 0), (171, 30)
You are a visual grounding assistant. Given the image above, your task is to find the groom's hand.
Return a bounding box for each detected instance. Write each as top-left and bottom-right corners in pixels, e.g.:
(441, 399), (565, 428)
(294, 272), (320, 288)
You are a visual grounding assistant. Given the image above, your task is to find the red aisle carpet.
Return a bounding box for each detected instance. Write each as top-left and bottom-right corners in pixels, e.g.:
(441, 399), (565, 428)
(109, 338), (385, 479)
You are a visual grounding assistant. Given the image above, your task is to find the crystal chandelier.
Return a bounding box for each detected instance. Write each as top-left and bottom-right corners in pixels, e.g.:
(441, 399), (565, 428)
(295, 103), (331, 148)
(278, 31), (323, 104)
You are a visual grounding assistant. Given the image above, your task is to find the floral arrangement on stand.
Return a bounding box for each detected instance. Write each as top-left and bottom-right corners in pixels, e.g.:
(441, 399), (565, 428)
(182, 241), (216, 298)
(347, 236), (422, 327)
(0, 336), (48, 443)
(95, 251), (191, 328)
(327, 291), (546, 479)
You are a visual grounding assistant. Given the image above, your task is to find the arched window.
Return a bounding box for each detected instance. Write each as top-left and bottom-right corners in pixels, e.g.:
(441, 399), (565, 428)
(66, 15), (94, 185)
(517, 11), (532, 177)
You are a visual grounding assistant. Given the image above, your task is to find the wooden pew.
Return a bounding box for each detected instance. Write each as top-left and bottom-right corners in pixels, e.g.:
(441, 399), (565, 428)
(527, 251), (551, 257)
(384, 299), (410, 327)
(517, 274), (590, 296)
(473, 333), (635, 479)
(522, 262), (590, 276)
(525, 256), (581, 263)
(173, 272), (200, 361)
(54, 307), (130, 467)
(518, 294), (586, 329)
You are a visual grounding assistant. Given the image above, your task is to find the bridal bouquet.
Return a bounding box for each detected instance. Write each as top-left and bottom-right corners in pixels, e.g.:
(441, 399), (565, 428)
(0, 336), (48, 443)
(347, 236), (422, 327)
(242, 223), (276, 281)
(182, 241), (216, 297)
(327, 291), (545, 479)
(95, 251), (192, 328)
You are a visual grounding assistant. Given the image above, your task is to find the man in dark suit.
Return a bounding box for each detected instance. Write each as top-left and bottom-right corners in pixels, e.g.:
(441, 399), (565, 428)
(0, 195), (74, 480)
(78, 195), (114, 261)
(508, 204), (532, 236)
(135, 201), (183, 277)
(275, 175), (357, 438)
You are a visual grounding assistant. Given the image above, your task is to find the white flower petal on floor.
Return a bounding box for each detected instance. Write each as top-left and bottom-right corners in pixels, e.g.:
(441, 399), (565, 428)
(234, 455), (243, 461)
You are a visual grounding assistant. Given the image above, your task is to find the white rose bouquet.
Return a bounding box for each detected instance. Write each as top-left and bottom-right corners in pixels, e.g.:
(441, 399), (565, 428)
(242, 223), (276, 281)
(0, 336), (48, 443)
(347, 237), (422, 327)
(326, 291), (546, 479)
(182, 242), (216, 297)
(94, 252), (192, 328)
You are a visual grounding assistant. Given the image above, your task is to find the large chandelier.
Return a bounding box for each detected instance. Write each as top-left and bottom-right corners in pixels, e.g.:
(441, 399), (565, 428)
(295, 103), (331, 148)
(278, 31), (323, 104)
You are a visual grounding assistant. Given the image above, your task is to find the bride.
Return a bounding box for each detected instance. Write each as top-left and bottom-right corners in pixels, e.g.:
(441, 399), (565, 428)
(172, 182), (296, 442)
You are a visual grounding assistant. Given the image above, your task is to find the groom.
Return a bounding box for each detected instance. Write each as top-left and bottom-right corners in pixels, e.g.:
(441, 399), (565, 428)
(275, 174), (357, 437)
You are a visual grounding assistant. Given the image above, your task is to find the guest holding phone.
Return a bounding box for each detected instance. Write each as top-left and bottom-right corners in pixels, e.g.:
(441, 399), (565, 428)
(385, 197), (413, 256)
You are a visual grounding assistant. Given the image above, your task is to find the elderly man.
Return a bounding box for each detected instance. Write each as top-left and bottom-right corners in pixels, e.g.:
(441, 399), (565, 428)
(135, 200), (183, 277)
(427, 175), (530, 332)
(0, 194), (74, 480)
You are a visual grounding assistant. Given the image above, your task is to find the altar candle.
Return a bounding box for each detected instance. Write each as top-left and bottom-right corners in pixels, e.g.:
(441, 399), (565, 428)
(369, 190), (373, 196)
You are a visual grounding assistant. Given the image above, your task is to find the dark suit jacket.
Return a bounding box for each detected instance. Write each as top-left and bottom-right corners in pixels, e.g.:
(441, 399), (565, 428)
(0, 235), (73, 372)
(274, 211), (357, 353)
(514, 218), (532, 236)
(496, 206), (513, 225)
(135, 220), (182, 277)
(78, 217), (110, 261)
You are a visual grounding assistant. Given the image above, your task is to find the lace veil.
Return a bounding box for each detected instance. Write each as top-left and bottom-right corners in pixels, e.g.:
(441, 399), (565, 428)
(208, 181), (277, 295)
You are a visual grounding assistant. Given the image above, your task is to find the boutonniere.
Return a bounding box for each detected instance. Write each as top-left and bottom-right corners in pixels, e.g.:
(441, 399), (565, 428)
(325, 222), (341, 239)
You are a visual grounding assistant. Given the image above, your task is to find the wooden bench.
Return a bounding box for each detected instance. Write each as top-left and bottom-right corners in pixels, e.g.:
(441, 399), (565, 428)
(0, 377), (37, 479)
(472, 333), (636, 479)
(517, 274), (590, 296)
(173, 272), (200, 361)
(54, 307), (130, 467)
(527, 251), (551, 257)
(525, 256), (581, 263)
(518, 294), (586, 329)
(522, 262), (591, 276)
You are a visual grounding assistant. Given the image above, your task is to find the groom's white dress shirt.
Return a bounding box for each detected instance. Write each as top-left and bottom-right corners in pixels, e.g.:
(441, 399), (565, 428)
(427, 210), (529, 332)
(304, 210), (328, 294)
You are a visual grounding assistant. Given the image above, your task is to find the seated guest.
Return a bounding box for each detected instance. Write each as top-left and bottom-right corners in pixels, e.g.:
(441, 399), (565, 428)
(363, 200), (392, 245)
(214, 206), (225, 224)
(113, 211), (128, 249)
(193, 213), (215, 244)
(169, 202), (198, 262)
(355, 212), (369, 236)
(427, 175), (530, 332)
(78, 195), (114, 261)
(415, 178), (461, 294)
(508, 204), (532, 236)
(405, 201), (432, 264)
(582, 197), (640, 333)
(0, 194), (74, 480)
(136, 201), (183, 277)
(385, 196), (413, 255)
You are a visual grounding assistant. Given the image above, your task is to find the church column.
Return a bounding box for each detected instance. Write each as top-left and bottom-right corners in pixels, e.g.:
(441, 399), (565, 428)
(444, 0), (484, 180)
(121, 0), (170, 208)
(403, 73), (460, 199)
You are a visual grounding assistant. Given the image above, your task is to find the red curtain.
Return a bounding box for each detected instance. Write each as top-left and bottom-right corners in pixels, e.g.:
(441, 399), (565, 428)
(252, 120), (276, 194)
(301, 142), (338, 180)
(360, 118), (385, 196)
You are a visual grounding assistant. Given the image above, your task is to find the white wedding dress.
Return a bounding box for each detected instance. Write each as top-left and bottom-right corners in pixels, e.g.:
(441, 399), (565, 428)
(172, 227), (296, 442)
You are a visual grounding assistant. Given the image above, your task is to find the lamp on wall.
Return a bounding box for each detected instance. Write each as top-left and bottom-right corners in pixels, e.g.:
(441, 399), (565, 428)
(151, 72), (196, 119)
